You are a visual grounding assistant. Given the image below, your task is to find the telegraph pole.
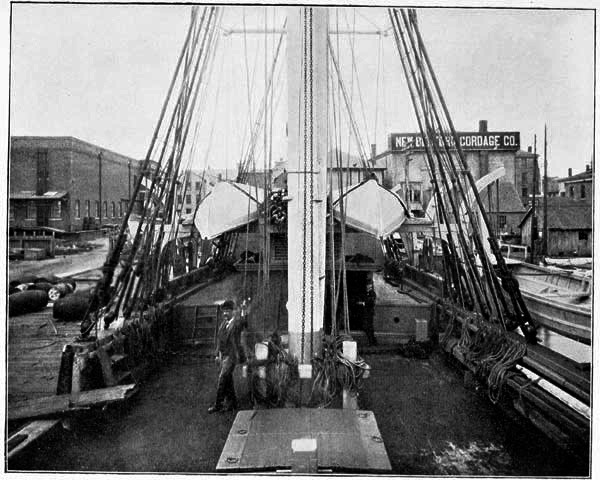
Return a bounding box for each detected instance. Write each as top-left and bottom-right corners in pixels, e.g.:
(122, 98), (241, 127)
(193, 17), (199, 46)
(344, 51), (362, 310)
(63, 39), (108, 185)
(530, 135), (537, 263)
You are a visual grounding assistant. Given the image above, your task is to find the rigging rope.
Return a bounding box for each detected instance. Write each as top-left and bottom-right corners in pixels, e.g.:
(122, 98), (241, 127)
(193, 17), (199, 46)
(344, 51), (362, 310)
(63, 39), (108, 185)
(344, 9), (372, 150)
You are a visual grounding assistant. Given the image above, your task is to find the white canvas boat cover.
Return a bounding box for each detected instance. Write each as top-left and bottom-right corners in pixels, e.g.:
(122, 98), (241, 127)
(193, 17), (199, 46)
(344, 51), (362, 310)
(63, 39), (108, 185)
(194, 181), (264, 240)
(333, 178), (410, 238)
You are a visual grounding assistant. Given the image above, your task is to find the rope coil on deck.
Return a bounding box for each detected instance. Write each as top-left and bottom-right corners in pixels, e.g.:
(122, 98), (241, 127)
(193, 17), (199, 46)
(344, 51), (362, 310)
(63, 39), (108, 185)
(454, 315), (527, 404)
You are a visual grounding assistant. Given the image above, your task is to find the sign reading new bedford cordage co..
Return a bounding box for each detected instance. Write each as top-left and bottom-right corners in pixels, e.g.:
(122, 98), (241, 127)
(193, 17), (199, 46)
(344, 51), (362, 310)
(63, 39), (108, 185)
(389, 132), (520, 152)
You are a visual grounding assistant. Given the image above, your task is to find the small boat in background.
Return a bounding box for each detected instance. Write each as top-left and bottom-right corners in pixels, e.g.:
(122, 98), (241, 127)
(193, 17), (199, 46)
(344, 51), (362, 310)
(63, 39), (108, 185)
(508, 262), (592, 345)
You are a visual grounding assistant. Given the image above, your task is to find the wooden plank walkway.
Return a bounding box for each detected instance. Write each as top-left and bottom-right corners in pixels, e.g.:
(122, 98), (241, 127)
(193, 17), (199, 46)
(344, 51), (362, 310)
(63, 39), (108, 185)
(8, 306), (81, 409)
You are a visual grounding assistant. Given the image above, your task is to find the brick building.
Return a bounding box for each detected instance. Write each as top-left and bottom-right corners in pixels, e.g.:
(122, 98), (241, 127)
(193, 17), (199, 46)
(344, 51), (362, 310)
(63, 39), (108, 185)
(176, 170), (210, 216)
(556, 165), (593, 204)
(269, 149), (386, 194)
(9, 136), (136, 232)
(372, 120), (539, 215)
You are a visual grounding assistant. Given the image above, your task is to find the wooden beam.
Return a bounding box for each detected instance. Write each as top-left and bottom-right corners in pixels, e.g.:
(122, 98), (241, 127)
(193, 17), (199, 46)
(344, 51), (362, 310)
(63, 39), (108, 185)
(8, 384), (138, 421)
(7, 419), (61, 461)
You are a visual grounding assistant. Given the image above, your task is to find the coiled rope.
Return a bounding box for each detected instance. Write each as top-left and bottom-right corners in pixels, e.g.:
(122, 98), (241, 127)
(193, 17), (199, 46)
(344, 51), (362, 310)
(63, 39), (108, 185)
(456, 319), (527, 403)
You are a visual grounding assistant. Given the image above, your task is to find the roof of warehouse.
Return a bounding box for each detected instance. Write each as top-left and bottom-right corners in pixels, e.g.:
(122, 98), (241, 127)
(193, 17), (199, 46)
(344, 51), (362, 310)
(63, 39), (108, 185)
(10, 190), (68, 200)
(519, 197), (592, 230)
(481, 181), (525, 213)
(556, 170), (593, 183)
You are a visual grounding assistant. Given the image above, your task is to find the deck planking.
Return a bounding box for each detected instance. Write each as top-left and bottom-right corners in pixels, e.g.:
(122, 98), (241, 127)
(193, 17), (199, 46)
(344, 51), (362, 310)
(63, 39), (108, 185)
(8, 305), (81, 410)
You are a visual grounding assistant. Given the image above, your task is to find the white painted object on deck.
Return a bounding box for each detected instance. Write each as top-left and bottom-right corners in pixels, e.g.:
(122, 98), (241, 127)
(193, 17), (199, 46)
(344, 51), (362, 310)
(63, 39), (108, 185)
(415, 318), (429, 342)
(298, 364), (312, 379)
(342, 341), (359, 409)
(292, 438), (317, 453)
(291, 437), (318, 473)
(255, 342), (269, 361)
(342, 340), (357, 362)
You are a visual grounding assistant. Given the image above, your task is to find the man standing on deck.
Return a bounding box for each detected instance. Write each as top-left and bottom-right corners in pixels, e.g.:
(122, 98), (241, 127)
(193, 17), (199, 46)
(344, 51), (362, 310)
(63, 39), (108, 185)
(208, 299), (249, 413)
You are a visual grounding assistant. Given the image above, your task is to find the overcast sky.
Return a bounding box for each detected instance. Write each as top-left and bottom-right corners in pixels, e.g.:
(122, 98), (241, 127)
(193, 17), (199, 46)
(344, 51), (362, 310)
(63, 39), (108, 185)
(9, 4), (595, 179)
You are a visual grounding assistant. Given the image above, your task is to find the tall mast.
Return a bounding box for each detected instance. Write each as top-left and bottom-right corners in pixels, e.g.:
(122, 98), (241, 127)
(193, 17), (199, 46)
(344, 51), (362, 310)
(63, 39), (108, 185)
(286, 7), (328, 363)
(543, 124), (548, 256)
(530, 135), (537, 263)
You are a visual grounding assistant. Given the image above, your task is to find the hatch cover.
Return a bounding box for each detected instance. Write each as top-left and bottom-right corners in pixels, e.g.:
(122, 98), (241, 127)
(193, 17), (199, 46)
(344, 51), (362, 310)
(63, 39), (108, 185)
(216, 408), (391, 472)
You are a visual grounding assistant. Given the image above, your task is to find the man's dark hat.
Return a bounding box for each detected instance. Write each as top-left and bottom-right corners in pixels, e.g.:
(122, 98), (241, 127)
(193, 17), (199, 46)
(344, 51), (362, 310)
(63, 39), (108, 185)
(222, 300), (235, 310)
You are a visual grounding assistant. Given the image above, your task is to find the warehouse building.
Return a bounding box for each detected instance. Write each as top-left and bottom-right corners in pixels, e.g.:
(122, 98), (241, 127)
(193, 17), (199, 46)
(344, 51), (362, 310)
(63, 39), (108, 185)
(372, 120), (539, 216)
(520, 196), (592, 257)
(481, 181), (526, 236)
(9, 136), (136, 233)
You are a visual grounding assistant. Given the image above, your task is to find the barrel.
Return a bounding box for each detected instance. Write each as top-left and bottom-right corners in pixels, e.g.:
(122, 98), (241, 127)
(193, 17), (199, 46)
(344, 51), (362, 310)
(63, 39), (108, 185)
(53, 291), (92, 322)
(9, 290), (49, 317)
(48, 282), (76, 302)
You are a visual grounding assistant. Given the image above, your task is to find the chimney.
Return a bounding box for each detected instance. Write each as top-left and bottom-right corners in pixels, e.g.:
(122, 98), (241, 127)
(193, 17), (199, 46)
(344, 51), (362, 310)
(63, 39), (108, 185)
(568, 168), (572, 177)
(371, 143), (377, 160)
(479, 120), (488, 133)
(527, 146), (532, 153)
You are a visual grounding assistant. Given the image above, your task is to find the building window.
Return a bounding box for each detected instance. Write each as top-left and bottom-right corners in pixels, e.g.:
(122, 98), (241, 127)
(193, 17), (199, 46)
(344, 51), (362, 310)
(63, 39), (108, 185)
(195, 181), (201, 191)
(85, 200), (91, 217)
(111, 202), (116, 218)
(186, 194), (192, 204)
(185, 208), (192, 214)
(103, 201), (108, 218)
(74, 200), (81, 219)
(51, 201), (62, 219)
(580, 184), (586, 199)
(177, 195), (183, 205)
(119, 201), (124, 217)
(569, 186), (575, 198)
(95, 201), (100, 218)
(578, 231), (588, 241)
(498, 214), (507, 230)
(272, 234), (288, 261)
(9, 202), (14, 220)
(26, 202), (36, 219)
(521, 187), (528, 198)
(196, 194), (201, 203)
(521, 171), (528, 185)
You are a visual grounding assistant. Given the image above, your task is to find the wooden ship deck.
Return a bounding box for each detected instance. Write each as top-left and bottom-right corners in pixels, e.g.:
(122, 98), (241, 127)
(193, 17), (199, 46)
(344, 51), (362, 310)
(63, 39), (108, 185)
(7, 307), (80, 407)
